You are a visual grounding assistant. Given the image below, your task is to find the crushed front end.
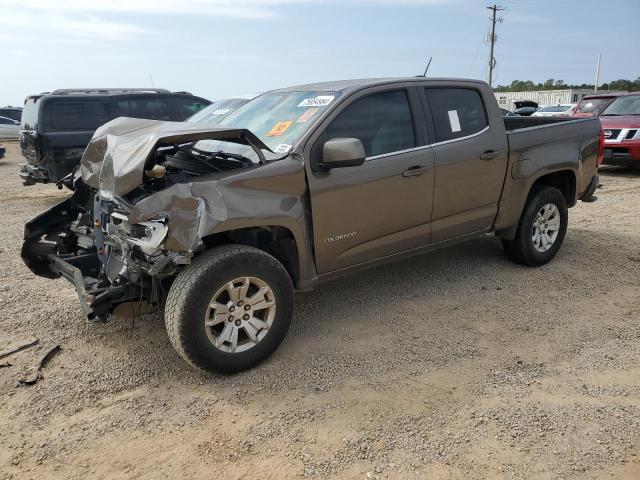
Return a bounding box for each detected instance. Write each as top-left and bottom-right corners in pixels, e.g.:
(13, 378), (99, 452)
(21, 181), (189, 319)
(21, 118), (273, 320)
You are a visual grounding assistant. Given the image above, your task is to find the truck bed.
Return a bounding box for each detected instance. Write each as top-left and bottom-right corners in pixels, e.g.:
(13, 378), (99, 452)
(503, 115), (586, 131)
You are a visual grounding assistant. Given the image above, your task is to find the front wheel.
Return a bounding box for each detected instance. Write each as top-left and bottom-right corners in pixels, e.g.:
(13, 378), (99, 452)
(165, 245), (294, 373)
(502, 185), (568, 266)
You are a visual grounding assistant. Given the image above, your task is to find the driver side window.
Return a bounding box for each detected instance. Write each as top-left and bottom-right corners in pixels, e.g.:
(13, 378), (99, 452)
(325, 90), (415, 158)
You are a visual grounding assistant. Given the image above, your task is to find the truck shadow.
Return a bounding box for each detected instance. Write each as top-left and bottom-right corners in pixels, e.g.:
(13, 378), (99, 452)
(599, 166), (640, 178)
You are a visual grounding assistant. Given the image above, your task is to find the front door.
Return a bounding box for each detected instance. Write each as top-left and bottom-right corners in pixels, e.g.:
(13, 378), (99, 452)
(306, 88), (434, 274)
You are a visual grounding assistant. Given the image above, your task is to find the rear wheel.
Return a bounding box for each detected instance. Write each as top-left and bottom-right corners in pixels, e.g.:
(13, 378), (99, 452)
(165, 245), (294, 373)
(502, 185), (568, 266)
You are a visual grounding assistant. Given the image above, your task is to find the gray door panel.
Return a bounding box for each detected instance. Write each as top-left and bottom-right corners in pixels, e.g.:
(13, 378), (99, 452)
(430, 129), (508, 241)
(305, 86), (434, 275)
(309, 148), (434, 273)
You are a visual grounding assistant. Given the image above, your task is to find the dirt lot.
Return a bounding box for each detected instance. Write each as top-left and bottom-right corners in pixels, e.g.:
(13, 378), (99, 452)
(1, 141), (639, 480)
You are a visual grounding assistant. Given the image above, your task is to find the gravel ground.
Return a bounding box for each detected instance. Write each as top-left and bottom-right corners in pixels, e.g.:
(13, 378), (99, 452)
(1, 141), (639, 480)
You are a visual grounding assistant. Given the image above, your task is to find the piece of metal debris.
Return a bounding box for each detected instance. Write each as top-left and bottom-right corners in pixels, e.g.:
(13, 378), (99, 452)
(0, 338), (39, 360)
(19, 345), (61, 385)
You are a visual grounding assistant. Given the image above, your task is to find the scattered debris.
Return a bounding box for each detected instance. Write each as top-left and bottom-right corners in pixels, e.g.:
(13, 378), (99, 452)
(0, 338), (39, 360)
(19, 345), (61, 385)
(0, 361), (12, 368)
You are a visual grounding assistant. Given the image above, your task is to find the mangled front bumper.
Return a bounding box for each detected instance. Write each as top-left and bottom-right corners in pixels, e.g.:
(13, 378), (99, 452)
(21, 187), (182, 319)
(46, 254), (128, 318)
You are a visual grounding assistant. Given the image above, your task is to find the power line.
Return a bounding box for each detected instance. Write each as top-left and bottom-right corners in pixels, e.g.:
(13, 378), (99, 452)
(486, 4), (505, 87)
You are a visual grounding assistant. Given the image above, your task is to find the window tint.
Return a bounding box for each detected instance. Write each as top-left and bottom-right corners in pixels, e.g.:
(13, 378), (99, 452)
(139, 98), (172, 120)
(325, 90), (415, 158)
(46, 100), (110, 131)
(425, 88), (488, 142)
(171, 96), (210, 120)
(110, 97), (172, 120)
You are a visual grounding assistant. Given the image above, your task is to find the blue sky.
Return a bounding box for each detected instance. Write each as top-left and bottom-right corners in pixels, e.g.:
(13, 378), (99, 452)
(0, 0), (638, 106)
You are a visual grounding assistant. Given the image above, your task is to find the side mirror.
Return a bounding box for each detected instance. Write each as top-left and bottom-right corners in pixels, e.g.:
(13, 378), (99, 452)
(321, 138), (365, 169)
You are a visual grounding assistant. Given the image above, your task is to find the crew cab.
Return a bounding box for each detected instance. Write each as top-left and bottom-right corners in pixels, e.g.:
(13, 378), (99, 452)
(598, 92), (640, 166)
(22, 78), (602, 373)
(18, 88), (210, 185)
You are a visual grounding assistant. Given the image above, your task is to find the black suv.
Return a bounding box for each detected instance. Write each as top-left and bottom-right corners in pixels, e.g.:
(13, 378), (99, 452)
(19, 88), (210, 185)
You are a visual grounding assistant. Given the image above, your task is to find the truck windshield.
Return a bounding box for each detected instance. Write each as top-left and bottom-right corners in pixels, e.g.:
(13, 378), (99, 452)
(193, 91), (339, 161)
(575, 98), (612, 115)
(600, 96), (640, 116)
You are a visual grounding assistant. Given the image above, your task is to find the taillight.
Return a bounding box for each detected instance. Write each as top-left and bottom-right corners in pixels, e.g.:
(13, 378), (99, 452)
(597, 128), (605, 166)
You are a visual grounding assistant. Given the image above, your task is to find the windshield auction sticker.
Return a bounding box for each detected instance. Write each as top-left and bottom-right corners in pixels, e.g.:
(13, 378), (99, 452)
(297, 108), (319, 123)
(274, 144), (292, 154)
(298, 95), (335, 108)
(267, 120), (293, 137)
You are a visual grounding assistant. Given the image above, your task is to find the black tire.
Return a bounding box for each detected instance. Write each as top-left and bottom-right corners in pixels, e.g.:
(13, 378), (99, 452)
(502, 185), (568, 266)
(165, 245), (294, 373)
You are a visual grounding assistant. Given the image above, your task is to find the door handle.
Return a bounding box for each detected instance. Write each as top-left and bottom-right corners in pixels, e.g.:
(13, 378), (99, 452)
(402, 166), (430, 177)
(479, 150), (501, 161)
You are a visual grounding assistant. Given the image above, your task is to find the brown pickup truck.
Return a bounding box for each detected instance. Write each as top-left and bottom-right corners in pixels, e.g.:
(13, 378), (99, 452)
(22, 78), (603, 372)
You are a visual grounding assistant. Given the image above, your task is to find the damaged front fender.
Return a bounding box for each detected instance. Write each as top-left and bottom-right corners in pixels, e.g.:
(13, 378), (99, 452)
(127, 157), (308, 255)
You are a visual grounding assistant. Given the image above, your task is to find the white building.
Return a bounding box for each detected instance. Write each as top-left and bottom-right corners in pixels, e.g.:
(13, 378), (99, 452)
(494, 89), (625, 111)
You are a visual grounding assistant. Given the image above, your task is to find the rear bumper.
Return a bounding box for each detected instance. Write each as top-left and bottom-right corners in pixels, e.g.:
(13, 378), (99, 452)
(19, 163), (50, 185)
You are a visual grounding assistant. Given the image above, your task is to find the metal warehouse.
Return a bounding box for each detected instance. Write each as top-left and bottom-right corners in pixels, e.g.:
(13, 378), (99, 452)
(494, 89), (625, 111)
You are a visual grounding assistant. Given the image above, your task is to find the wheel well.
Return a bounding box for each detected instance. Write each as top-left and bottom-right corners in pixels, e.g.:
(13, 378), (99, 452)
(532, 170), (576, 207)
(201, 226), (300, 286)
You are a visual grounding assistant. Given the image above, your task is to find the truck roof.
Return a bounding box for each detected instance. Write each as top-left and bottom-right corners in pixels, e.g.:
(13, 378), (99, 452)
(270, 77), (487, 94)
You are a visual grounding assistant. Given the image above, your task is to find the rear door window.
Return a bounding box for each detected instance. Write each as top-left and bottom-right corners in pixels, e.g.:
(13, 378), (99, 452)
(325, 90), (415, 158)
(425, 88), (488, 142)
(171, 96), (210, 120)
(138, 97), (173, 120)
(45, 100), (110, 131)
(109, 96), (173, 120)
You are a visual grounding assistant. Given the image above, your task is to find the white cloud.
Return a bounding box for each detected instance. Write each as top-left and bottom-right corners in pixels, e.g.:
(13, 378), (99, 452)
(0, 10), (149, 40)
(0, 0), (461, 19)
(0, 0), (461, 43)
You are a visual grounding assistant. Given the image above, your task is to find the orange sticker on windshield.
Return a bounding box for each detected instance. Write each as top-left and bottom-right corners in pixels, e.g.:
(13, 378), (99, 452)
(297, 108), (319, 123)
(267, 120), (293, 137)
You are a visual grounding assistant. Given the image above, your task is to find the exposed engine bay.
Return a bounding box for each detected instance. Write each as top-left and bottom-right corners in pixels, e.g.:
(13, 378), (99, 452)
(23, 137), (260, 319)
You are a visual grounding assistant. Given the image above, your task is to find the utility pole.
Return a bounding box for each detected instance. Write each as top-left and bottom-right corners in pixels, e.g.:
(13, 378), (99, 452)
(594, 54), (601, 92)
(486, 4), (505, 88)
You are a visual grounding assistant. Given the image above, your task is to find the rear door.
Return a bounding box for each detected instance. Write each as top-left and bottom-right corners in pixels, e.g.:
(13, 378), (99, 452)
(305, 86), (435, 274)
(422, 86), (509, 242)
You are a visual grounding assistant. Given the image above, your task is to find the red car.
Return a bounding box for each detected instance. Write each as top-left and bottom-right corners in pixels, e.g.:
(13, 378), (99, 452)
(571, 93), (621, 118)
(599, 92), (640, 166)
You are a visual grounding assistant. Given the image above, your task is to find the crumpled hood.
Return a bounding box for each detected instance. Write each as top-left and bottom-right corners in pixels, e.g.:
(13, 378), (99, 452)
(79, 117), (270, 198)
